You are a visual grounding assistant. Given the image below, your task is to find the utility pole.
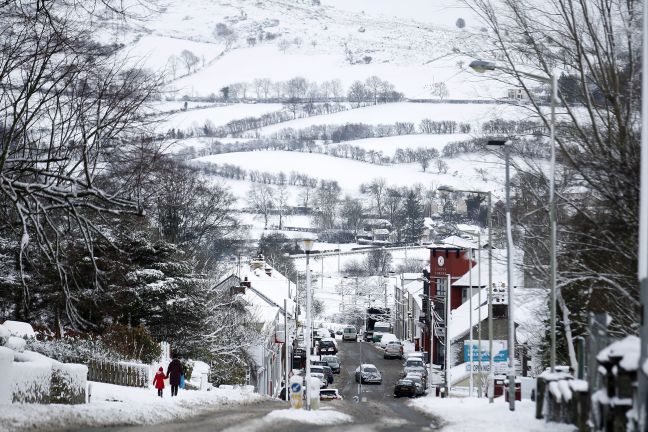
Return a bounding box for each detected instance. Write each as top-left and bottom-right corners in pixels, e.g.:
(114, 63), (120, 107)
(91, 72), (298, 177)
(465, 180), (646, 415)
(445, 273), (451, 397)
(637, 0), (648, 427)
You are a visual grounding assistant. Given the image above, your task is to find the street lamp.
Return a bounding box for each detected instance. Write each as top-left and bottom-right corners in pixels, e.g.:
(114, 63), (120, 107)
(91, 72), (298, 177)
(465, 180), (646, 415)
(300, 237), (315, 410)
(470, 59), (558, 378)
(487, 139), (516, 410)
(438, 185), (493, 402)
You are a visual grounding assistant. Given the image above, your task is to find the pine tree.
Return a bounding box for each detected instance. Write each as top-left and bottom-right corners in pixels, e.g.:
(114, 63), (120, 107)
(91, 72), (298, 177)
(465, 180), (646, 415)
(403, 190), (424, 243)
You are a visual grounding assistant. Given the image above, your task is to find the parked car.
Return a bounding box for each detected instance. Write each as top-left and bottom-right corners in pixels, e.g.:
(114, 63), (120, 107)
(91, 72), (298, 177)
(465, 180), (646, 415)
(336, 329), (343, 335)
(343, 326), (357, 341)
(405, 351), (425, 361)
(318, 339), (338, 354)
(322, 365), (334, 384)
(403, 358), (428, 379)
(310, 371), (327, 389)
(379, 333), (399, 349)
(355, 364), (382, 384)
(320, 388), (343, 401)
(405, 373), (426, 396)
(393, 379), (417, 398)
(384, 340), (404, 359)
(321, 355), (341, 374)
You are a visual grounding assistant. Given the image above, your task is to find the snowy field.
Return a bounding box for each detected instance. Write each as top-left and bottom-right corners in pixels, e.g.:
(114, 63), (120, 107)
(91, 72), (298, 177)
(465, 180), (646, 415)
(195, 150), (507, 197)
(161, 103), (285, 132)
(0, 382), (263, 432)
(258, 102), (530, 136)
(326, 134), (473, 156)
(409, 396), (576, 432)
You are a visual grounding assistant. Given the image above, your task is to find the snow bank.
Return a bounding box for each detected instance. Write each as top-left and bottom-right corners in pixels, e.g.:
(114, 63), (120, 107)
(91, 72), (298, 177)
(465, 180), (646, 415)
(0, 324), (10, 345)
(0, 382), (264, 432)
(0, 347), (14, 404)
(409, 396), (575, 432)
(264, 408), (352, 425)
(2, 321), (35, 338)
(5, 336), (26, 353)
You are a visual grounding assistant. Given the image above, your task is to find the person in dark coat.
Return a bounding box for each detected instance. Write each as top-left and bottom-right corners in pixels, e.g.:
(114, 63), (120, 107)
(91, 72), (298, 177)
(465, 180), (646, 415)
(152, 367), (165, 397)
(166, 354), (183, 397)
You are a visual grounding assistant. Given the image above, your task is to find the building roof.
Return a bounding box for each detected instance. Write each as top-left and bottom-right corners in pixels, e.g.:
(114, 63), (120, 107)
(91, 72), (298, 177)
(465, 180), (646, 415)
(452, 248), (524, 288)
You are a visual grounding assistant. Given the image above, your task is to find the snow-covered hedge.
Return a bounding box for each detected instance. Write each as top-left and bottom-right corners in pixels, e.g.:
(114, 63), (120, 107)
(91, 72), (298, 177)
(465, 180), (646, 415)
(0, 350), (87, 405)
(51, 362), (88, 404)
(11, 352), (52, 403)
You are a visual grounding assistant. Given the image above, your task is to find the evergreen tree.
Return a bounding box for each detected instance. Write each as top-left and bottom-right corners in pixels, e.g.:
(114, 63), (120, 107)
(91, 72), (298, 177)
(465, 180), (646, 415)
(402, 190), (425, 243)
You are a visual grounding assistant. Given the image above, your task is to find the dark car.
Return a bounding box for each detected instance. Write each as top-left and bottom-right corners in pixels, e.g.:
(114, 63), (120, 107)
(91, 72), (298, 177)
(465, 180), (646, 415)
(394, 379), (417, 398)
(321, 355), (341, 374)
(405, 373), (426, 396)
(318, 339), (338, 355)
(322, 365), (334, 384)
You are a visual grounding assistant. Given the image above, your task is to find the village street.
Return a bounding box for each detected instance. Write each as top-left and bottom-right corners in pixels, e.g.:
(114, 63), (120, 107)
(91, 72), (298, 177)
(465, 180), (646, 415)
(69, 340), (440, 432)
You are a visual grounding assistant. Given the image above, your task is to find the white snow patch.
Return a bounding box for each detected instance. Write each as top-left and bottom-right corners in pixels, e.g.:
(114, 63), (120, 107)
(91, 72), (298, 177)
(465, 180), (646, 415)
(409, 396), (575, 432)
(264, 408), (352, 425)
(2, 321), (36, 338)
(0, 382), (263, 432)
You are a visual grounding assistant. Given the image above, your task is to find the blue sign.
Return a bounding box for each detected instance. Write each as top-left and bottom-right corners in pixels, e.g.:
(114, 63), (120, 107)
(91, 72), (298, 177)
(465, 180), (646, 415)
(290, 382), (302, 393)
(463, 340), (508, 363)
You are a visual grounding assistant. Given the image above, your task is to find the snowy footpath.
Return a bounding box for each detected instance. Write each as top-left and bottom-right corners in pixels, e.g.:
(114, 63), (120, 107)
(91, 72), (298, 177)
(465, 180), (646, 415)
(0, 382), (264, 432)
(409, 396), (577, 432)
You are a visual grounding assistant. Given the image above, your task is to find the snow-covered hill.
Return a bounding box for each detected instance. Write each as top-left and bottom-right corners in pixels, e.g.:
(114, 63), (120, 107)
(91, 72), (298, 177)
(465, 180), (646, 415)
(104, 0), (500, 101)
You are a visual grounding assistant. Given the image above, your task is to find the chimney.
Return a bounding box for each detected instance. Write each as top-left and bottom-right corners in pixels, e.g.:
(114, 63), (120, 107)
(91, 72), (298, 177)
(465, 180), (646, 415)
(265, 266), (272, 277)
(241, 277), (251, 288)
(231, 285), (246, 295)
(251, 253), (265, 270)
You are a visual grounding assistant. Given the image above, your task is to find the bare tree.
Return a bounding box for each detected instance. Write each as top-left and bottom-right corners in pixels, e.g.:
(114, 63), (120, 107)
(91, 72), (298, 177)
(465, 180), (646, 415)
(466, 0), (641, 366)
(0, 0), (162, 326)
(248, 184), (275, 229)
(365, 76), (383, 105)
(368, 178), (387, 217)
(180, 49), (200, 73)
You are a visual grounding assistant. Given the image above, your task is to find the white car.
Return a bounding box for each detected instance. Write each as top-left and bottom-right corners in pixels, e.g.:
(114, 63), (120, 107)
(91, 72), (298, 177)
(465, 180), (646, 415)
(310, 372), (327, 388)
(379, 333), (398, 349)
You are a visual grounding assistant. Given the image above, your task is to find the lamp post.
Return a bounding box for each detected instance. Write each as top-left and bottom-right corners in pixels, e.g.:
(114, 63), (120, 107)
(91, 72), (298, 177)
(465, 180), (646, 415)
(470, 59), (558, 376)
(300, 238), (315, 410)
(637, 0), (648, 427)
(485, 139), (515, 410)
(438, 185), (493, 401)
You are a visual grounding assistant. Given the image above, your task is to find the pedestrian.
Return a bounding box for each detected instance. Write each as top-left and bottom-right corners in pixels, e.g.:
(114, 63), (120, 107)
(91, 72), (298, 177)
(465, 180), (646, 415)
(153, 367), (165, 397)
(166, 353), (183, 397)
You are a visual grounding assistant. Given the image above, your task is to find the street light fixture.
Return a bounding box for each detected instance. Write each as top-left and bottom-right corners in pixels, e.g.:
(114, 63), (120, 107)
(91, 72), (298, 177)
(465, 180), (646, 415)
(470, 59), (558, 379)
(300, 238), (315, 411)
(487, 139), (516, 411)
(437, 185), (494, 402)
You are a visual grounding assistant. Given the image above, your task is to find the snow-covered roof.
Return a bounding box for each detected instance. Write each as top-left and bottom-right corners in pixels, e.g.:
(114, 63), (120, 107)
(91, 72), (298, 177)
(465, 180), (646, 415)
(435, 235), (478, 249)
(239, 264), (296, 325)
(452, 249), (524, 288)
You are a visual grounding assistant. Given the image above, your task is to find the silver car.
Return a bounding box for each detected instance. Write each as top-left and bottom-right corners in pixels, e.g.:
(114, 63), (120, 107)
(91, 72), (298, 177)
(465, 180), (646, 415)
(355, 364), (382, 384)
(403, 358), (428, 379)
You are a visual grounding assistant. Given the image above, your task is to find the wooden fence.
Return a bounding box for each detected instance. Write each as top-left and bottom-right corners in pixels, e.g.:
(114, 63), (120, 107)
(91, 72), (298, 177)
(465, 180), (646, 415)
(86, 360), (149, 388)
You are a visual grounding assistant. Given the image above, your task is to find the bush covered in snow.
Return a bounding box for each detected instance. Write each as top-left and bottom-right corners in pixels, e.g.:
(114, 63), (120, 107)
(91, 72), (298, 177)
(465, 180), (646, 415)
(27, 324), (160, 365)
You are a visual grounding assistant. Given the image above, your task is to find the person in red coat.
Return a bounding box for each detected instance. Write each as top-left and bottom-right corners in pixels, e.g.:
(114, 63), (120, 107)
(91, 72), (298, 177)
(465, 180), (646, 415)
(153, 367), (165, 397)
(166, 354), (183, 397)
